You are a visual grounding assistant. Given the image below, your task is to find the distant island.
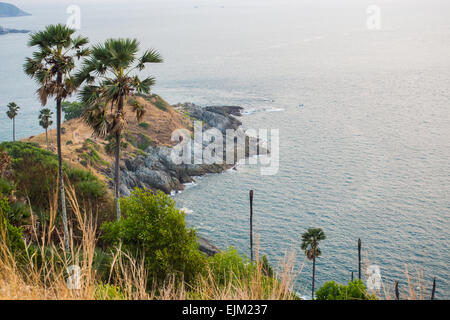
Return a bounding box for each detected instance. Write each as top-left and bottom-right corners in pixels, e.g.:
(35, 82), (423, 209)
(0, 2), (30, 17)
(0, 25), (30, 35)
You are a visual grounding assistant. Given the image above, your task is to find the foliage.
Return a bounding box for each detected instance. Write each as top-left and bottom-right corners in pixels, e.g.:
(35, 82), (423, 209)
(301, 228), (326, 260)
(94, 283), (125, 300)
(138, 122), (150, 129)
(38, 108), (53, 129)
(207, 247), (253, 286)
(104, 135), (128, 155)
(0, 142), (113, 226)
(0, 177), (14, 196)
(101, 188), (206, 285)
(155, 100), (168, 112)
(315, 280), (378, 300)
(136, 134), (152, 151)
(6, 102), (19, 120)
(0, 208), (26, 255)
(62, 101), (84, 121)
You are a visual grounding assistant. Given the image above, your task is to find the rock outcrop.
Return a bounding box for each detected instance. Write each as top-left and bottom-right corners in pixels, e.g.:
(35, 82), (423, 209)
(117, 103), (267, 196)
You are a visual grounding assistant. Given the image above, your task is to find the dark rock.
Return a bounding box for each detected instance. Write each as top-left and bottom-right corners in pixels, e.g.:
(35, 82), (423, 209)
(198, 236), (220, 256)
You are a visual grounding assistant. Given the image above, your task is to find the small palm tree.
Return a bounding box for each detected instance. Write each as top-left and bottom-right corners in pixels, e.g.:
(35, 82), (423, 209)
(76, 38), (163, 220)
(301, 227), (326, 299)
(39, 108), (53, 150)
(24, 24), (89, 249)
(6, 102), (20, 141)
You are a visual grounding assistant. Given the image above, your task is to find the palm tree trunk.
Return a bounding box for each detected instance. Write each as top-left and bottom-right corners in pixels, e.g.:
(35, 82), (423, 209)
(13, 118), (15, 142)
(249, 190), (254, 263)
(312, 257), (316, 299)
(114, 95), (124, 221)
(358, 238), (361, 280)
(45, 128), (49, 150)
(56, 72), (70, 251)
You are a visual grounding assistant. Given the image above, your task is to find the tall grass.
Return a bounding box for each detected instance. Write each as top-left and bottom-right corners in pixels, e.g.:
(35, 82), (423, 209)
(0, 184), (299, 300)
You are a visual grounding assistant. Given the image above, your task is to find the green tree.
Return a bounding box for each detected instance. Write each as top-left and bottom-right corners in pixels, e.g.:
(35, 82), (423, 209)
(39, 108), (53, 150)
(101, 188), (205, 285)
(24, 24), (89, 249)
(301, 227), (326, 299)
(6, 102), (19, 142)
(316, 280), (377, 300)
(76, 38), (162, 220)
(62, 100), (83, 121)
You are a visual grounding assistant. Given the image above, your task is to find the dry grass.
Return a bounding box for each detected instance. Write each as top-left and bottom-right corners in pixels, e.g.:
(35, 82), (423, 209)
(0, 184), (299, 300)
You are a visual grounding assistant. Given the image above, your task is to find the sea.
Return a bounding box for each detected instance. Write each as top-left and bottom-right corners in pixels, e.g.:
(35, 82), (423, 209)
(0, 0), (449, 298)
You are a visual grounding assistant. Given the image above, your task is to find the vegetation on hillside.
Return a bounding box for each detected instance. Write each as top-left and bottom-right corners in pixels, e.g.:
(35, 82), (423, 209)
(76, 38), (163, 221)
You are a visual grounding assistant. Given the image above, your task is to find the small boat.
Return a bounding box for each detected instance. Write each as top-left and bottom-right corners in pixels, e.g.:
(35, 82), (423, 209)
(298, 104), (304, 108)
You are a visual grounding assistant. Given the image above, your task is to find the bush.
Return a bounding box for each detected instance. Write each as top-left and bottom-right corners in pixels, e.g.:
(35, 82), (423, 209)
(315, 280), (377, 300)
(207, 247), (253, 286)
(101, 188), (206, 285)
(0, 142), (114, 228)
(155, 100), (168, 112)
(62, 101), (84, 121)
(136, 134), (152, 151)
(0, 177), (14, 196)
(0, 206), (25, 255)
(94, 283), (125, 300)
(138, 122), (150, 129)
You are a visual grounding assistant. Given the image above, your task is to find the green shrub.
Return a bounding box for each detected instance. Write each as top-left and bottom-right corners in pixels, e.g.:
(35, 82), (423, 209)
(62, 101), (84, 121)
(0, 209), (26, 255)
(101, 188), (206, 285)
(136, 134), (152, 151)
(138, 122), (150, 129)
(66, 140), (73, 145)
(207, 247), (253, 286)
(155, 100), (168, 112)
(94, 283), (125, 300)
(105, 135), (128, 155)
(0, 177), (14, 196)
(315, 280), (377, 300)
(0, 142), (114, 227)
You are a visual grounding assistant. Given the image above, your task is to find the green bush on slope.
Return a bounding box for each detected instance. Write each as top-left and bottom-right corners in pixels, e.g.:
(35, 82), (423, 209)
(315, 280), (377, 300)
(101, 188), (206, 285)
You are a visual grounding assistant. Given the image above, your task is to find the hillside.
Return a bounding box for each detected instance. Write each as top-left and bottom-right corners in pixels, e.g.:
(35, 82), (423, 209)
(0, 2), (30, 17)
(24, 95), (193, 185)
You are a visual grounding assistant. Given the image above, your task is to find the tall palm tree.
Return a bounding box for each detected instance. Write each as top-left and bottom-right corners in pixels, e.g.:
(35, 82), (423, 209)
(39, 108), (53, 150)
(24, 24), (89, 250)
(301, 228), (326, 299)
(6, 102), (19, 141)
(76, 38), (163, 220)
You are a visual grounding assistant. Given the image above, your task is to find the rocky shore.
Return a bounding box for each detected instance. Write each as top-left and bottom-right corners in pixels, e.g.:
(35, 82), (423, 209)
(117, 103), (267, 197)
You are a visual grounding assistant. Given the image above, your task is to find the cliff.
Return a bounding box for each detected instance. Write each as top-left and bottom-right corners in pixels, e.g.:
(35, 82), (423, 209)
(24, 94), (265, 196)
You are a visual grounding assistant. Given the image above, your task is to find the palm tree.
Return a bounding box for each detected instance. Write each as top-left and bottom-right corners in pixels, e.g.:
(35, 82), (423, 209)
(76, 38), (162, 220)
(301, 227), (326, 299)
(39, 108), (53, 150)
(6, 102), (19, 141)
(24, 24), (89, 249)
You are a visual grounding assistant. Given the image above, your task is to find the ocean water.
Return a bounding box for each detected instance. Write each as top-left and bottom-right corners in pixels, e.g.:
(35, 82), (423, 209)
(0, 0), (449, 298)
